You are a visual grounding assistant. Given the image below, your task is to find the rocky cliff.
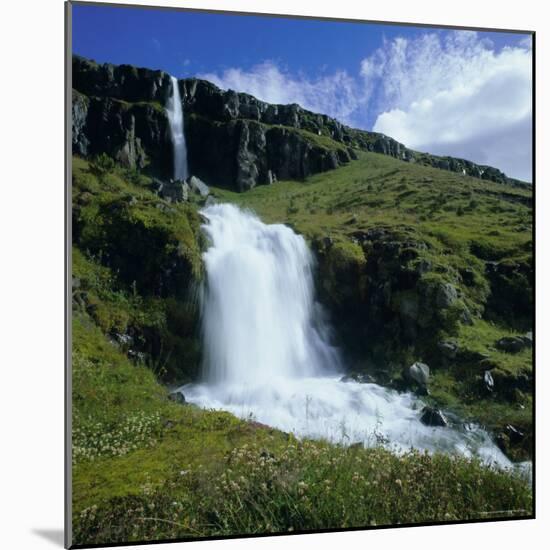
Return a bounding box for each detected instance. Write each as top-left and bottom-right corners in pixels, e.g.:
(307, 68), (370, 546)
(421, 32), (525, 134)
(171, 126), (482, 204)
(72, 55), (527, 191)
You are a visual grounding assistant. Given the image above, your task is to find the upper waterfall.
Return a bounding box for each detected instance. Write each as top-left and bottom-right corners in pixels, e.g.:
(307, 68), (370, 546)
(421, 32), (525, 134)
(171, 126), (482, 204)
(166, 75), (189, 181)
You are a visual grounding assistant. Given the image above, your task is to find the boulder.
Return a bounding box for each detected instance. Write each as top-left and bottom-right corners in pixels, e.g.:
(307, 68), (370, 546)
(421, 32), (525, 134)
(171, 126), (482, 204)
(156, 179), (189, 202)
(438, 340), (458, 360)
(504, 424), (525, 445)
(168, 390), (186, 404)
(188, 175), (210, 197)
(435, 282), (458, 309)
(496, 424), (527, 458)
(406, 362), (430, 388)
(495, 336), (528, 353)
(420, 406), (448, 427)
(347, 147), (358, 160)
(520, 331), (533, 347)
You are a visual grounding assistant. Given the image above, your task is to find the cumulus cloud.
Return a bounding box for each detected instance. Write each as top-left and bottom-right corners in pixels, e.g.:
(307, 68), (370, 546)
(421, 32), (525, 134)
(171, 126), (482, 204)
(198, 62), (364, 126)
(365, 31), (532, 181)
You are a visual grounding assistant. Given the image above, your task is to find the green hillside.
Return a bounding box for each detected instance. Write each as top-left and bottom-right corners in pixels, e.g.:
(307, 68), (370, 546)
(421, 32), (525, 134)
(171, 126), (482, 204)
(70, 150), (533, 545)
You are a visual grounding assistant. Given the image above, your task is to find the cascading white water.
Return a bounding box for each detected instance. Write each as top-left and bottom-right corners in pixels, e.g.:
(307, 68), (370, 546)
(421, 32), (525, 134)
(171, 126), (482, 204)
(166, 75), (189, 181)
(200, 203), (341, 385)
(181, 203), (513, 468)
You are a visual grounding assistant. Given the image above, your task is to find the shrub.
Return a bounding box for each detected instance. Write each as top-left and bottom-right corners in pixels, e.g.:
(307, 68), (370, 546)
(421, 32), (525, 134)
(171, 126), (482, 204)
(90, 153), (116, 176)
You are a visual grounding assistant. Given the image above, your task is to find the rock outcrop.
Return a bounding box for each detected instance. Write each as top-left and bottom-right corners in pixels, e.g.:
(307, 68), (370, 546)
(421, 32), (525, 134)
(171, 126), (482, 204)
(420, 406), (448, 427)
(71, 55), (528, 191)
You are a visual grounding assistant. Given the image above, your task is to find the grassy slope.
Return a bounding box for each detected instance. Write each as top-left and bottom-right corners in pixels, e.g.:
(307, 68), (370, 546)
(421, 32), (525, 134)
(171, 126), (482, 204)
(211, 151), (531, 255)
(71, 152), (533, 545)
(72, 315), (532, 545)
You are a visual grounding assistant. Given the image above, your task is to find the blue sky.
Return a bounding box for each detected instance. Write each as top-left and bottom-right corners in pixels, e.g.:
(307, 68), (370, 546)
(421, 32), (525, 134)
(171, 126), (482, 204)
(72, 3), (533, 181)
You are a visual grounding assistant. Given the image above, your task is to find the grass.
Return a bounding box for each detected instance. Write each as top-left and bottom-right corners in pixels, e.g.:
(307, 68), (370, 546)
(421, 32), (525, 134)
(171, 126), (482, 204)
(210, 151), (530, 250)
(71, 313), (532, 546)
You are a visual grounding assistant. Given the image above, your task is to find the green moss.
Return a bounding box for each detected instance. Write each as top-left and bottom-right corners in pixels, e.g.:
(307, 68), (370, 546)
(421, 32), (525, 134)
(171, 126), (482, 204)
(295, 127), (348, 151)
(72, 156), (203, 382)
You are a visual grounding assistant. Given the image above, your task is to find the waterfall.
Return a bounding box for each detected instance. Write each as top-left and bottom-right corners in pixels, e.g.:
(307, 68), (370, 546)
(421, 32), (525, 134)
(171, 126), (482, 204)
(181, 204), (513, 469)
(166, 75), (189, 181)
(200, 204), (340, 385)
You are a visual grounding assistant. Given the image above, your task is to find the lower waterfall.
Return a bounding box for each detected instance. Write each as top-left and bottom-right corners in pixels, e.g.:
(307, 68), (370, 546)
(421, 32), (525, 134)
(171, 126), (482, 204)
(181, 203), (513, 468)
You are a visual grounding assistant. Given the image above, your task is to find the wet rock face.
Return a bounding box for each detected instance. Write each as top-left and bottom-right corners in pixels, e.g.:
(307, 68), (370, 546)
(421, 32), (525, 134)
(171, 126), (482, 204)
(420, 406), (448, 427)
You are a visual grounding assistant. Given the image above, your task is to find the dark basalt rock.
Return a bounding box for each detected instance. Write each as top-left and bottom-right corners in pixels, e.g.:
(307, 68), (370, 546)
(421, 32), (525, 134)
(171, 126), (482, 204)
(496, 424), (529, 459)
(155, 179), (189, 203)
(492, 369), (532, 397)
(72, 90), (90, 156)
(420, 406), (448, 427)
(438, 340), (459, 360)
(484, 259), (532, 321)
(73, 54), (172, 103)
(72, 54), (529, 191)
(496, 336), (529, 353)
(168, 390), (186, 404)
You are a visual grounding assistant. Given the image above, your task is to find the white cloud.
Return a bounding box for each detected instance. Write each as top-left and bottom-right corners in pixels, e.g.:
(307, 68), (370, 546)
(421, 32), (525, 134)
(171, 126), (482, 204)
(365, 31), (532, 181)
(198, 62), (364, 126)
(518, 35), (533, 50)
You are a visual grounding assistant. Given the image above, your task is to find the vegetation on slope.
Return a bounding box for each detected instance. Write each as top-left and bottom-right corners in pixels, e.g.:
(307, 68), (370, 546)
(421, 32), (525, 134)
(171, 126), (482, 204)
(72, 313), (532, 546)
(70, 150), (533, 545)
(72, 155), (204, 383)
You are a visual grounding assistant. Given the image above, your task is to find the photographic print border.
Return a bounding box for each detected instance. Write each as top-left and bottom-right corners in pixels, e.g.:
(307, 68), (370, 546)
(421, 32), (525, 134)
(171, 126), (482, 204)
(64, 2), (536, 548)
